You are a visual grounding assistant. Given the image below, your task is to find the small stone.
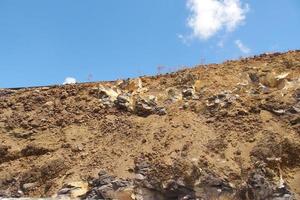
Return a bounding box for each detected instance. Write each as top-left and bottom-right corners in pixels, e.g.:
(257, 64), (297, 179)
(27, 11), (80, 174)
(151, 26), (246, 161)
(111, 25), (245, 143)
(44, 101), (54, 107)
(249, 73), (260, 83)
(156, 107), (167, 116)
(182, 87), (195, 99)
(234, 150), (241, 156)
(182, 102), (189, 109)
(22, 182), (38, 191)
(72, 144), (84, 152)
(272, 109), (285, 115)
(0, 145), (9, 157)
(292, 102), (300, 113)
(183, 123), (191, 129)
(135, 174), (146, 181)
(247, 138), (256, 143)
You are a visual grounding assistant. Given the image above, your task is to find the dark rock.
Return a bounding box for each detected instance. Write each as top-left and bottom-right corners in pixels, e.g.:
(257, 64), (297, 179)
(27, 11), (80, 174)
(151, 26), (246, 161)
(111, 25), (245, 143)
(134, 96), (166, 117)
(40, 158), (67, 179)
(0, 145), (9, 157)
(134, 187), (165, 200)
(92, 171), (116, 187)
(57, 187), (74, 195)
(249, 73), (260, 83)
(272, 187), (293, 200)
(294, 89), (300, 101)
(237, 170), (294, 200)
(114, 94), (132, 111)
(83, 171), (132, 200)
(182, 88), (195, 99)
(290, 117), (300, 125)
(291, 102), (300, 113)
(163, 179), (196, 200)
(206, 90), (238, 111)
(155, 107), (167, 116)
(21, 145), (51, 157)
(135, 98), (156, 117)
(11, 130), (33, 139)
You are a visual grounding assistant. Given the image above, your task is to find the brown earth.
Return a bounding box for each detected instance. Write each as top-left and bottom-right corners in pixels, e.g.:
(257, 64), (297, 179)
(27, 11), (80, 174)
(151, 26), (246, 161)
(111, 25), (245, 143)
(0, 50), (300, 199)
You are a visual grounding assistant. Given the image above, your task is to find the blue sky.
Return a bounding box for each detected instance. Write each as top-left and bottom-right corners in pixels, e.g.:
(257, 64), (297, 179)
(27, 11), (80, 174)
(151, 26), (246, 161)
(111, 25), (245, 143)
(0, 0), (299, 87)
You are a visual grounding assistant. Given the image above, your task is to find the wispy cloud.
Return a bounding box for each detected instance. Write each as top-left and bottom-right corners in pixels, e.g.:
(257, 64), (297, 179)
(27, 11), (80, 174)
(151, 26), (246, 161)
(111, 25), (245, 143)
(186, 0), (249, 40)
(217, 40), (224, 48)
(63, 77), (77, 85)
(235, 39), (250, 54)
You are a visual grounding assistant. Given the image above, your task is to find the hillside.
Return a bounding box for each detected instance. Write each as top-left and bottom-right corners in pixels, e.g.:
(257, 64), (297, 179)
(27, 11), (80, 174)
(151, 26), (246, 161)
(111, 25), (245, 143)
(0, 50), (300, 200)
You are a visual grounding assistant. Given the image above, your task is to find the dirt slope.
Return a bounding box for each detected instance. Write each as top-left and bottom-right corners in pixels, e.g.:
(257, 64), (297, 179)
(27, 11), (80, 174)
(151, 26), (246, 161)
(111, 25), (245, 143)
(0, 50), (300, 199)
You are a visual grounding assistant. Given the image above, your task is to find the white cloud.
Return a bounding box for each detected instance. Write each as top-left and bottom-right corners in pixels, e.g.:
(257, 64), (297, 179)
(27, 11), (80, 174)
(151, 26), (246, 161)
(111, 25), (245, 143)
(235, 39), (250, 54)
(63, 77), (77, 85)
(186, 0), (249, 40)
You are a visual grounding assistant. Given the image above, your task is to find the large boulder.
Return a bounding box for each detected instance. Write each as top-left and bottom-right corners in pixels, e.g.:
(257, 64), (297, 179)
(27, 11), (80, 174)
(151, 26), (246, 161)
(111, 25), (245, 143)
(261, 72), (289, 89)
(134, 96), (166, 117)
(90, 84), (120, 107)
(82, 171), (133, 200)
(118, 78), (144, 93)
(167, 88), (182, 102)
(114, 94), (133, 111)
(56, 181), (88, 199)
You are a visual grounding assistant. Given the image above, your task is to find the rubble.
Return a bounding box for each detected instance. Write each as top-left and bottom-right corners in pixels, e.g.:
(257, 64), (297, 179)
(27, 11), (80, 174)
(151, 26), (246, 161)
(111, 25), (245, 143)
(238, 170), (294, 200)
(134, 96), (167, 117)
(82, 171), (133, 200)
(0, 51), (300, 199)
(0, 89), (16, 97)
(206, 90), (239, 109)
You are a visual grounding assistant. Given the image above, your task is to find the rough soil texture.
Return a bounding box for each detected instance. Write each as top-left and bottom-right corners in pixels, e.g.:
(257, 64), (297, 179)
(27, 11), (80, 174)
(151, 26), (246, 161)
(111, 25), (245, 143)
(0, 51), (300, 200)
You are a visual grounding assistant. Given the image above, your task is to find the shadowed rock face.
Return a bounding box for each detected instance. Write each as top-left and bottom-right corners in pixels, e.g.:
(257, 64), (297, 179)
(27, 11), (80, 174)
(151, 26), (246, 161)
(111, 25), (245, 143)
(0, 51), (300, 199)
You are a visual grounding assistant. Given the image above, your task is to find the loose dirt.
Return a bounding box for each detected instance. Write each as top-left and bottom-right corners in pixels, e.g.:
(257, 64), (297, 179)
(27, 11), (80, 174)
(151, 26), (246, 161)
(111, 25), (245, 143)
(0, 50), (299, 199)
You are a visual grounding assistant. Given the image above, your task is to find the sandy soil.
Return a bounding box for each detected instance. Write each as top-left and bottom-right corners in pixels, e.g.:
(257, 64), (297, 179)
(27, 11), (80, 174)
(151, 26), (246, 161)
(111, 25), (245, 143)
(0, 50), (299, 199)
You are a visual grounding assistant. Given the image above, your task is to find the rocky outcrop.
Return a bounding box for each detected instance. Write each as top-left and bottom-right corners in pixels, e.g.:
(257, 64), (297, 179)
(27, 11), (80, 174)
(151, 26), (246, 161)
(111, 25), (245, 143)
(1, 51), (300, 199)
